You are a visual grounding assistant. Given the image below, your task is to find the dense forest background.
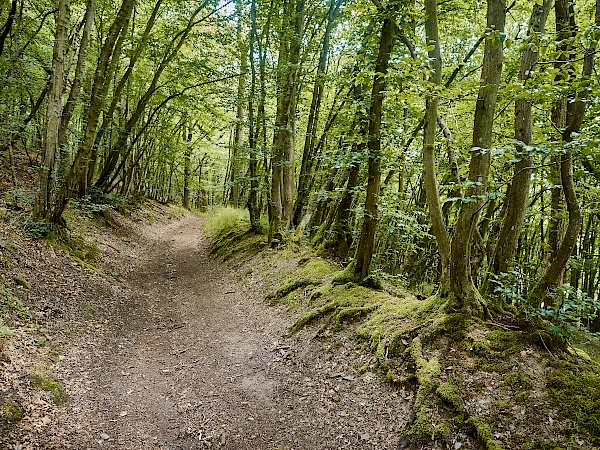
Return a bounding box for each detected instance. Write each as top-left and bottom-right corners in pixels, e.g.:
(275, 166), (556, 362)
(2, 0), (600, 334)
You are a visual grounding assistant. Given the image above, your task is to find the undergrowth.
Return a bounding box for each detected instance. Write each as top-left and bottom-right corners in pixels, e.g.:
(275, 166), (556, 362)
(202, 206), (256, 235)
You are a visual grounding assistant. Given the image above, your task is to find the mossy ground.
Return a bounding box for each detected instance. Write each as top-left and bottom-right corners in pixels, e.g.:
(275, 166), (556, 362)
(266, 257), (337, 310)
(1, 398), (24, 426)
(211, 229), (267, 261)
(547, 358), (600, 444)
(29, 371), (67, 405)
(208, 213), (600, 450)
(46, 231), (100, 269)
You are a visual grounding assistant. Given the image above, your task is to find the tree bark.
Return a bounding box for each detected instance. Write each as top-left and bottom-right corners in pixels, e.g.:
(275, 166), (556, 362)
(94, 1), (210, 193)
(183, 125), (193, 210)
(422, 0), (450, 284)
(353, 13), (396, 283)
(0, 79), (49, 158)
(230, 0), (248, 207)
(57, 0), (96, 154)
(449, 0), (506, 315)
(87, 0), (163, 187)
(0, 0), (17, 60)
(49, 0), (135, 223)
(489, 0), (551, 279)
(269, 0), (305, 241)
(247, 0), (261, 230)
(292, 0), (341, 225)
(34, 0), (70, 220)
(529, 0), (599, 305)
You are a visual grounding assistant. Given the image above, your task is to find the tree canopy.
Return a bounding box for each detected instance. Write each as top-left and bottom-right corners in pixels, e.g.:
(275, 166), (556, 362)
(2, 0), (600, 332)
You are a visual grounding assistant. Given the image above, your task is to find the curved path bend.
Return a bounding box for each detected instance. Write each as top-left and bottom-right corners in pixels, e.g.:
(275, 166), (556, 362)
(49, 214), (407, 450)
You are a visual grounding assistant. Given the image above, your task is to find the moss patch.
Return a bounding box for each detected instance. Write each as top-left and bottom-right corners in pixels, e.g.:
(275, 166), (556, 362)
(436, 381), (463, 410)
(503, 371), (531, 391)
(210, 227), (267, 261)
(267, 258), (336, 306)
(1, 399), (23, 424)
(54, 234), (99, 262)
(29, 373), (67, 405)
(547, 360), (600, 444)
(408, 400), (437, 442)
(0, 282), (31, 324)
(79, 302), (97, 320)
(493, 400), (512, 411)
(468, 417), (503, 450)
(13, 275), (30, 289)
(290, 282), (391, 334)
(486, 330), (529, 353)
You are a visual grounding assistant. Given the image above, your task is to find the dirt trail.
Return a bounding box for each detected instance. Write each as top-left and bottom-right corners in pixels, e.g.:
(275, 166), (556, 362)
(44, 214), (407, 450)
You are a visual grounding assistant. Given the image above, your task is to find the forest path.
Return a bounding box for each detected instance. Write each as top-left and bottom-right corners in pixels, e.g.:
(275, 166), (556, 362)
(49, 213), (405, 450)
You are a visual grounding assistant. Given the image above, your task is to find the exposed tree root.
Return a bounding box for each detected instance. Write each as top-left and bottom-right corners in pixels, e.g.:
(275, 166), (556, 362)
(265, 278), (319, 304)
(255, 255), (596, 450)
(333, 304), (380, 328)
(289, 300), (339, 334)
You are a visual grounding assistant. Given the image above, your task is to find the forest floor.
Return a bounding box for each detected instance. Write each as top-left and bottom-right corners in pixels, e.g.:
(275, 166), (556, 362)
(1, 207), (409, 450)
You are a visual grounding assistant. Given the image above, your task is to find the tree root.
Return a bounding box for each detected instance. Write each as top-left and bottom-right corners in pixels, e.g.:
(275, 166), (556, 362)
(333, 304), (380, 328)
(395, 316), (509, 450)
(266, 278), (318, 304)
(289, 300), (382, 336)
(289, 300), (339, 334)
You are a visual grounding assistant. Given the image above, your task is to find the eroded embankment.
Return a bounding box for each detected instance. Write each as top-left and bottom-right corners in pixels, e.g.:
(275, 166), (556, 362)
(212, 224), (600, 450)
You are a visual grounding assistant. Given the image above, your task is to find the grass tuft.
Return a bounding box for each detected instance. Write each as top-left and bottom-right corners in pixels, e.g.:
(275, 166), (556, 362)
(202, 207), (249, 235)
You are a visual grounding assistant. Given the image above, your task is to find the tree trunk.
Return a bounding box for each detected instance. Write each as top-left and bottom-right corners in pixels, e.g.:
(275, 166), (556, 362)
(0, 0), (17, 60)
(330, 164), (360, 254)
(247, 0), (260, 230)
(292, 0), (341, 225)
(316, 79), (367, 254)
(76, 1), (131, 193)
(87, 0), (163, 188)
(57, 0), (96, 155)
(49, 0), (135, 223)
(269, 0), (305, 241)
(422, 0), (450, 285)
(34, 0), (70, 220)
(94, 1), (209, 192)
(183, 126), (193, 210)
(0, 79), (49, 158)
(449, 0), (506, 316)
(353, 14), (396, 284)
(257, 4), (272, 221)
(230, 0), (248, 207)
(529, 0), (599, 305)
(489, 0), (551, 279)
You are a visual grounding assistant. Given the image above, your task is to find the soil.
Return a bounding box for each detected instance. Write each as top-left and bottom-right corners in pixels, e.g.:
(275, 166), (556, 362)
(2, 211), (409, 449)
